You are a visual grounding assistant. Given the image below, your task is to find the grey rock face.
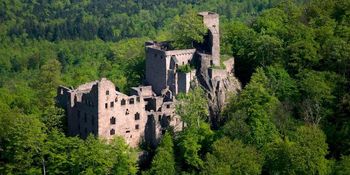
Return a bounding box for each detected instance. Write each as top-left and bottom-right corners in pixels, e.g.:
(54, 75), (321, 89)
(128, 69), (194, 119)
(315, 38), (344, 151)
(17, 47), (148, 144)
(192, 54), (241, 128)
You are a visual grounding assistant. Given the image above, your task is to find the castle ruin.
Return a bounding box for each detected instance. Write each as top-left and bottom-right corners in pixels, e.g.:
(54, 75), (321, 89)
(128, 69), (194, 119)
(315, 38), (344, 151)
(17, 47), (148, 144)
(57, 12), (241, 147)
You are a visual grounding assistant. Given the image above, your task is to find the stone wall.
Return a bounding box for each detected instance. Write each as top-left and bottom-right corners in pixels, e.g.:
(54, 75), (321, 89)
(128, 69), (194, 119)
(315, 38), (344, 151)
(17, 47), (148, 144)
(57, 78), (182, 147)
(208, 68), (227, 80)
(177, 70), (196, 93)
(145, 40), (196, 96)
(223, 58), (235, 75)
(198, 12), (220, 66)
(145, 47), (167, 95)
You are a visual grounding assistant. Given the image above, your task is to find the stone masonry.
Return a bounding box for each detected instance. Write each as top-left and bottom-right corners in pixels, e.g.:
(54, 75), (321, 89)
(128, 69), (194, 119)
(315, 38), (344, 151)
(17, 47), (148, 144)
(57, 12), (241, 148)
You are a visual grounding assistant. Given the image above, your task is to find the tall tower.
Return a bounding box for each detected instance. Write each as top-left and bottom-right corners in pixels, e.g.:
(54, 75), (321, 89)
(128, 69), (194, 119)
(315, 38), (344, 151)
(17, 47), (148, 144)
(198, 12), (220, 66)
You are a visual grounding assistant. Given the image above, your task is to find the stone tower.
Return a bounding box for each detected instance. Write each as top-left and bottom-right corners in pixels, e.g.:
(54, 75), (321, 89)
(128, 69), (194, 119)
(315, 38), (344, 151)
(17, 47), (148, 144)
(198, 12), (220, 66)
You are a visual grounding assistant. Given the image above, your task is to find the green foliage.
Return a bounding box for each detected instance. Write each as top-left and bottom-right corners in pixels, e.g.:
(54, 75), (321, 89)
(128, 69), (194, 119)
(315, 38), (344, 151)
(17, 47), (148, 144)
(264, 65), (299, 102)
(170, 10), (208, 49)
(297, 70), (339, 124)
(224, 68), (280, 148)
(177, 123), (214, 172)
(0, 111), (46, 174)
(334, 155), (350, 175)
(0, 0), (349, 174)
(0, 110), (137, 174)
(176, 87), (209, 129)
(35, 59), (62, 108)
(265, 125), (331, 175)
(177, 64), (192, 73)
(146, 132), (175, 175)
(202, 137), (263, 175)
(326, 93), (350, 158)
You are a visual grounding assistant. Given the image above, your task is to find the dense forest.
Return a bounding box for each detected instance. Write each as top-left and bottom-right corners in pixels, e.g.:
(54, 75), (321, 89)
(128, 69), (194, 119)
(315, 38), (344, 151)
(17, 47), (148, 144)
(0, 0), (349, 174)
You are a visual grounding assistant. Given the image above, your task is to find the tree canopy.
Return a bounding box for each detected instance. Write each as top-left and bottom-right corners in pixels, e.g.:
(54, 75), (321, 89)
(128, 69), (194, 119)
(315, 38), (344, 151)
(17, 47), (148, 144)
(0, 0), (349, 174)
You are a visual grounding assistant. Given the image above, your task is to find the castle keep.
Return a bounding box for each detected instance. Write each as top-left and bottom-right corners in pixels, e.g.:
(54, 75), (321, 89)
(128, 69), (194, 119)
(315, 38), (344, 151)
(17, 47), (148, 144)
(57, 12), (240, 147)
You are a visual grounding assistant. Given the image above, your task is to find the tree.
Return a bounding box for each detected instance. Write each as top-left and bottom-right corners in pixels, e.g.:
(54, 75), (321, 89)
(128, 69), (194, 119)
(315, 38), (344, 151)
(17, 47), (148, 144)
(223, 68), (280, 148)
(41, 106), (66, 132)
(252, 35), (283, 67)
(43, 130), (84, 174)
(0, 111), (46, 174)
(334, 155), (350, 175)
(34, 59), (62, 108)
(221, 21), (257, 85)
(201, 137), (263, 175)
(170, 9), (207, 49)
(265, 125), (331, 175)
(176, 87), (208, 129)
(146, 132), (175, 175)
(69, 135), (137, 175)
(110, 137), (138, 175)
(286, 39), (320, 73)
(327, 93), (350, 157)
(297, 70), (339, 125)
(69, 135), (114, 174)
(264, 65), (299, 102)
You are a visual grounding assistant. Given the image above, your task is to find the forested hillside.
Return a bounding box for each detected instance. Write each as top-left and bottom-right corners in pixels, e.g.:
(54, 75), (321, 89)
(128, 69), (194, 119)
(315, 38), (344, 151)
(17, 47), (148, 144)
(0, 0), (349, 174)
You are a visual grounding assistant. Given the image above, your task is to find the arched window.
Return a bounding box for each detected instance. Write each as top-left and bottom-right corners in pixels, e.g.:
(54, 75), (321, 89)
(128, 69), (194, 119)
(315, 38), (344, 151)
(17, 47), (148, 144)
(134, 113), (140, 120)
(110, 117), (116, 125)
(110, 129), (115, 135)
(121, 99), (126, 105)
(129, 98), (135, 104)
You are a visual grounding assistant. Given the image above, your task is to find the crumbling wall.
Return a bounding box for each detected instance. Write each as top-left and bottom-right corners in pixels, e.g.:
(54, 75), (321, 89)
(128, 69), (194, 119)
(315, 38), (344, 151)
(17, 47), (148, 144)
(193, 54), (241, 128)
(145, 47), (167, 95)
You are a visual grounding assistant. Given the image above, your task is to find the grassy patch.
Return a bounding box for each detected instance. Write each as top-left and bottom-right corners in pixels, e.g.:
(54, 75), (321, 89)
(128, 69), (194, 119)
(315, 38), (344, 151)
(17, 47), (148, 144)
(177, 64), (192, 73)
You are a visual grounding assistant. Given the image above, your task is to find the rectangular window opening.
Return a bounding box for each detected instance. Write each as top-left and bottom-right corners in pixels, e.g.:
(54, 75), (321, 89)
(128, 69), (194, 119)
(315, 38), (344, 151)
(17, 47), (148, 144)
(129, 98), (135, 104)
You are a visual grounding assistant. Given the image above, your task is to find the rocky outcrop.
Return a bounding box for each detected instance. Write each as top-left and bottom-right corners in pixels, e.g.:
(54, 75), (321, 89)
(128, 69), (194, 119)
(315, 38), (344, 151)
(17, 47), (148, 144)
(192, 53), (241, 128)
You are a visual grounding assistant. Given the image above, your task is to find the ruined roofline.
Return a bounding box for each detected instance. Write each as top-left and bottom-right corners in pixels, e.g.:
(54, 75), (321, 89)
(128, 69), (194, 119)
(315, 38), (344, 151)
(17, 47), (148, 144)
(146, 41), (196, 56)
(74, 80), (99, 91)
(61, 77), (161, 98)
(145, 40), (172, 51)
(145, 40), (196, 53)
(58, 85), (73, 91)
(198, 11), (219, 17)
(165, 49), (196, 56)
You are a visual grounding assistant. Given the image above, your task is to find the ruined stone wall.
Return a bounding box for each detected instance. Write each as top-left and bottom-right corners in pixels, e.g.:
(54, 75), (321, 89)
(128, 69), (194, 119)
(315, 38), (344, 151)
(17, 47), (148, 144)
(74, 86), (99, 138)
(57, 86), (76, 136)
(198, 12), (220, 66)
(145, 47), (167, 95)
(97, 79), (147, 147)
(57, 11), (237, 148)
(130, 86), (153, 97)
(177, 70), (196, 94)
(58, 78), (184, 147)
(167, 49), (196, 94)
(223, 58), (235, 75)
(208, 68), (227, 79)
(166, 49), (196, 66)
